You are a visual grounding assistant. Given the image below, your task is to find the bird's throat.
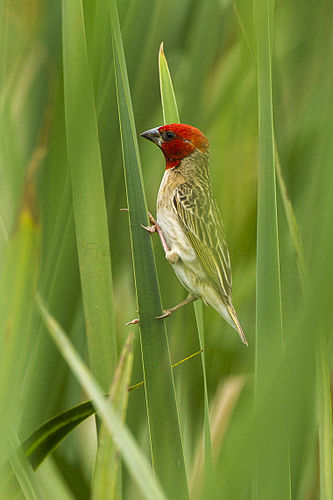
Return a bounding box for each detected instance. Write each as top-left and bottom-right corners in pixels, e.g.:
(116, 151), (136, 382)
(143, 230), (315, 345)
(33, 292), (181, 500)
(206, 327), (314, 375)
(165, 158), (180, 169)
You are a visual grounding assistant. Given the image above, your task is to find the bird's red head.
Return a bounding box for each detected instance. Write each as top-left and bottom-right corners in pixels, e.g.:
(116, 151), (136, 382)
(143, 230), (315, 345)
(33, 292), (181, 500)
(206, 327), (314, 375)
(141, 123), (209, 169)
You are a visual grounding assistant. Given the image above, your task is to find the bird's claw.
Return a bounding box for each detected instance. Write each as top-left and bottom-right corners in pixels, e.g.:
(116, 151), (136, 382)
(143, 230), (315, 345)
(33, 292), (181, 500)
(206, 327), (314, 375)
(125, 318), (139, 326)
(142, 212), (158, 233)
(147, 211), (158, 225)
(141, 223), (157, 234)
(125, 309), (171, 325)
(156, 310), (172, 320)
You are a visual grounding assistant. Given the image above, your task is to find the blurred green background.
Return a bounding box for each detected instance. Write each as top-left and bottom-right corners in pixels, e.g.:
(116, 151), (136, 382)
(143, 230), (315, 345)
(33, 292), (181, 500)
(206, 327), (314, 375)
(1, 0), (332, 498)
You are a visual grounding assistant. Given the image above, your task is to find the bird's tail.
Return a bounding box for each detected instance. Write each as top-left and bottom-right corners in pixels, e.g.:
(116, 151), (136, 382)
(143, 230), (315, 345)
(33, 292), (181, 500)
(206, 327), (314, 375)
(226, 303), (248, 346)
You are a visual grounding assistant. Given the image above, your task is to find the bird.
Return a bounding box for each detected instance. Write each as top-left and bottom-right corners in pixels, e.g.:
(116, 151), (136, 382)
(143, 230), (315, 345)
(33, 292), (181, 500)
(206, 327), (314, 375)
(139, 123), (248, 346)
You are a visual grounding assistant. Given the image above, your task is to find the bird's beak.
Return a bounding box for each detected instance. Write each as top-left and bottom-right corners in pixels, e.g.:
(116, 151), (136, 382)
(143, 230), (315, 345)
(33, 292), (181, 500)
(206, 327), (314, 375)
(140, 127), (162, 146)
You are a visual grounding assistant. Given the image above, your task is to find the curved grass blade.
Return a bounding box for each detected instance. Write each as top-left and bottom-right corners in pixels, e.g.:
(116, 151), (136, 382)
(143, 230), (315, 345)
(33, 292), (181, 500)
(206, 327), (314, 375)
(275, 148), (308, 293)
(253, 0), (289, 498)
(159, 42), (216, 500)
(13, 350), (202, 473)
(37, 294), (167, 500)
(23, 402), (95, 470)
(92, 334), (133, 500)
(109, 4), (189, 499)
(62, 0), (117, 391)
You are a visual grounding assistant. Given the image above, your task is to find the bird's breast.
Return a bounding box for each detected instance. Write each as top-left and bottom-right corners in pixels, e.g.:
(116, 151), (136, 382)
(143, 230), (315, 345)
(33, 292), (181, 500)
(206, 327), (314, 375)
(157, 199), (194, 258)
(156, 174), (195, 262)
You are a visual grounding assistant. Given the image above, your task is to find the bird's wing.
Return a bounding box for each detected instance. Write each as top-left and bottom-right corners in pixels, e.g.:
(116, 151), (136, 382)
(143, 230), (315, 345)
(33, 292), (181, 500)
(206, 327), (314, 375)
(173, 181), (232, 300)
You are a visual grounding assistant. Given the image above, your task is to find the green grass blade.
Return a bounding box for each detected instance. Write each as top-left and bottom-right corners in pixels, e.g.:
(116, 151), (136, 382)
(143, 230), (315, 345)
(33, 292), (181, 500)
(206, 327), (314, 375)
(253, 0), (289, 498)
(234, 0), (307, 294)
(159, 43), (216, 499)
(34, 457), (77, 500)
(158, 43), (180, 124)
(275, 148), (308, 293)
(193, 302), (217, 500)
(254, 0), (282, 354)
(23, 402), (95, 470)
(109, 3), (189, 498)
(36, 295), (167, 500)
(6, 430), (44, 500)
(92, 334), (133, 500)
(0, 198), (40, 458)
(62, 0), (117, 390)
(317, 335), (333, 500)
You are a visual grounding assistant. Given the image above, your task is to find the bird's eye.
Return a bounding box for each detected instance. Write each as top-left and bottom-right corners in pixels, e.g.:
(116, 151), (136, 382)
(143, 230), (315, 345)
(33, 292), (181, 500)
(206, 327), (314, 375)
(165, 131), (175, 140)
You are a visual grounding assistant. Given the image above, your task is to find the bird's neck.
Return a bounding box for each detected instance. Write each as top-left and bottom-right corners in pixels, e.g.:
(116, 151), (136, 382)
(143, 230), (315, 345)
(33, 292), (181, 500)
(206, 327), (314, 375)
(175, 149), (210, 183)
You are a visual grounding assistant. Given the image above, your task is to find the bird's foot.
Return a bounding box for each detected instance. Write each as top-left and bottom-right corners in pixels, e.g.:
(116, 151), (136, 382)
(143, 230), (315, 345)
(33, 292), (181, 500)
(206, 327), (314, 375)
(155, 294), (198, 320)
(141, 223), (157, 234)
(147, 211), (158, 226)
(125, 317), (140, 326)
(141, 211), (159, 234)
(126, 295), (198, 325)
(142, 211), (170, 255)
(123, 207), (171, 256)
(156, 310), (172, 320)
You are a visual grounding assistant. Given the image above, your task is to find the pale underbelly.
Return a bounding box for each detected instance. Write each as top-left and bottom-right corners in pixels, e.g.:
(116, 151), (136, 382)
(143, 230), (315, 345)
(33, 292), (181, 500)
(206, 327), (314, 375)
(157, 211), (224, 310)
(156, 195), (234, 330)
